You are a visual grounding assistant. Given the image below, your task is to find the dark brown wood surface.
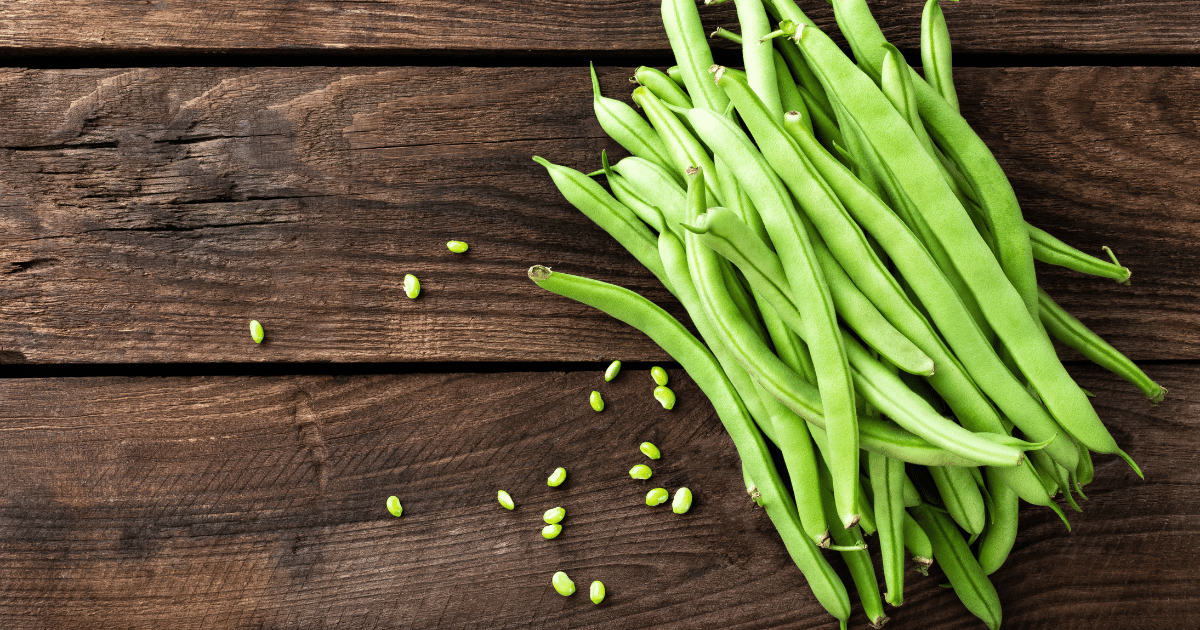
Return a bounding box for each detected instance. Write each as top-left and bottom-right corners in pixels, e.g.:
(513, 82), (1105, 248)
(0, 0), (1197, 628)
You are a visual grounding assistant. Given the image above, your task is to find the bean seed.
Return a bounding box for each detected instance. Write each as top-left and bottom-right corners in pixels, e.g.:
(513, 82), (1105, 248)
(249, 320), (265, 344)
(639, 441), (661, 459)
(543, 506), (566, 524)
(552, 571), (575, 596)
(605, 360), (622, 382)
(590, 580), (606, 604)
(651, 366), (669, 386)
(446, 240), (469, 253)
(672, 487), (693, 514)
(590, 390), (605, 412)
(403, 274), (421, 299)
(653, 385), (676, 410)
(542, 523), (563, 540)
(497, 490), (515, 510)
(629, 464), (652, 480)
(386, 495), (403, 518)
(547, 467), (567, 487)
(646, 487), (669, 506)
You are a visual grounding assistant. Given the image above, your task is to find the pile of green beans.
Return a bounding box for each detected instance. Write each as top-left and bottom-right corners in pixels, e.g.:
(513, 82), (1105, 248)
(530, 0), (1164, 627)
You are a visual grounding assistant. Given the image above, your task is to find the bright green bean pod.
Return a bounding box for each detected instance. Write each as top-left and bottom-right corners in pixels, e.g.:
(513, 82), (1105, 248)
(773, 52), (809, 129)
(977, 467), (1020, 575)
(610, 156), (688, 229)
(1075, 435), (1095, 486)
(666, 65), (685, 88)
(1039, 288), (1165, 403)
(660, 0), (728, 113)
(527, 265), (851, 624)
(869, 451), (907, 606)
(533, 156), (672, 295)
(603, 158), (670, 236)
(911, 503), (1003, 630)
(817, 458), (888, 628)
(675, 105), (859, 529)
(929, 465), (987, 536)
(794, 21), (1138, 476)
(735, 0), (783, 121)
(1027, 224), (1131, 284)
(903, 510), (934, 573)
(921, 0), (960, 112)
(632, 87), (723, 205)
(590, 63), (676, 178)
(633, 65), (693, 110)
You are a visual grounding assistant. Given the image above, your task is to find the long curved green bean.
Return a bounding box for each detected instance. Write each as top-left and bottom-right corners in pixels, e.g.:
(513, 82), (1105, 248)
(1027, 224), (1132, 284)
(632, 86), (723, 205)
(589, 63), (676, 179)
(903, 510), (934, 574)
(818, 457), (888, 629)
(920, 0), (959, 112)
(869, 451), (907, 606)
(633, 65), (693, 110)
(660, 0), (728, 113)
(911, 503), (1003, 630)
(735, 0), (783, 121)
(977, 466), (1020, 575)
(527, 265), (852, 624)
(929, 465), (987, 536)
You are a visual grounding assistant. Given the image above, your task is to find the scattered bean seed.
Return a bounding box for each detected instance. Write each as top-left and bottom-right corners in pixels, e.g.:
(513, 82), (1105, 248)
(249, 320), (265, 344)
(640, 441), (661, 460)
(403, 274), (421, 299)
(629, 464), (653, 480)
(542, 523), (563, 539)
(590, 580), (606, 604)
(605, 360), (622, 382)
(544, 506), (566, 524)
(386, 495), (403, 518)
(497, 490), (515, 510)
(651, 366), (669, 386)
(646, 487), (669, 506)
(653, 385), (676, 410)
(590, 390), (605, 412)
(547, 467), (567, 487)
(552, 571), (575, 596)
(446, 240), (469, 253)
(672, 487), (693, 514)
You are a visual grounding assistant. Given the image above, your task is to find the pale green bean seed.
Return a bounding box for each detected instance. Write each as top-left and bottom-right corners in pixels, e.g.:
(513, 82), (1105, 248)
(640, 441), (661, 460)
(653, 385), (676, 410)
(403, 274), (420, 299)
(386, 495), (403, 518)
(542, 523), (563, 539)
(672, 487), (693, 514)
(651, 366), (669, 386)
(590, 390), (605, 412)
(446, 240), (469, 253)
(544, 506), (566, 524)
(497, 490), (515, 510)
(552, 570), (575, 595)
(605, 360), (622, 382)
(646, 487), (669, 506)
(629, 464), (653, 480)
(249, 320), (265, 344)
(590, 580), (606, 604)
(547, 467), (567, 487)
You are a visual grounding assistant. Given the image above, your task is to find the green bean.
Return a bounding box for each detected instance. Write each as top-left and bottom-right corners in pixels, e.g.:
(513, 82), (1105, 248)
(1027, 224), (1131, 284)
(602, 156), (671, 235)
(249, 320), (265, 344)
(920, 0), (960, 112)
(403, 274), (420, 300)
(672, 487), (694, 514)
(590, 580), (606, 604)
(666, 65), (685, 88)
(795, 21), (1140, 476)
(1075, 435), (1095, 486)
(660, 0), (728, 113)
(911, 503), (1003, 630)
(674, 108), (859, 529)
(646, 487), (670, 506)
(543, 506), (566, 524)
(497, 490), (515, 510)
(529, 265), (851, 624)
(605, 360), (622, 382)
(609, 156), (688, 229)
(1039, 288), (1165, 403)
(629, 464), (652, 480)
(633, 65), (693, 110)
(977, 467), (1019, 574)
(590, 390), (604, 412)
(929, 465), (987, 536)
(640, 441), (661, 460)
(547, 466), (567, 487)
(551, 570), (575, 595)
(869, 451), (906, 606)
(532, 156), (673, 295)
(654, 385), (676, 410)
(817, 457), (888, 628)
(631, 87), (723, 205)
(590, 63), (676, 176)
(386, 495), (403, 518)
(735, 0), (783, 121)
(903, 510), (934, 574)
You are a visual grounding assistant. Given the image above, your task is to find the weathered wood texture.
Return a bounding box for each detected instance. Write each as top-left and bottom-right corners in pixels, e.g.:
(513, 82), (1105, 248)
(0, 66), (1195, 364)
(0, 364), (1193, 629)
(0, 0), (1197, 57)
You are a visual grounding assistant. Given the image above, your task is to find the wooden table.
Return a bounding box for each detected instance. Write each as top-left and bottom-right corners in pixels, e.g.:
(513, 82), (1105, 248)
(0, 1), (1196, 628)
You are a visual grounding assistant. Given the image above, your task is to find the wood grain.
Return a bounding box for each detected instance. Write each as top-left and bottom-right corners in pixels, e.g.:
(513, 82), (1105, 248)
(0, 65), (1195, 364)
(0, 363), (1193, 629)
(0, 1), (1197, 57)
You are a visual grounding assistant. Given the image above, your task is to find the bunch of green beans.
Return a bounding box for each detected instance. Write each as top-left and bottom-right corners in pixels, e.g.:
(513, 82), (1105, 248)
(529, 0), (1164, 627)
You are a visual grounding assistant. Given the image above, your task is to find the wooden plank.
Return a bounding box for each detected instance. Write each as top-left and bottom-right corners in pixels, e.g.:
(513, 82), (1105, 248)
(0, 66), (1195, 364)
(0, 1), (1198, 57)
(0, 364), (1193, 629)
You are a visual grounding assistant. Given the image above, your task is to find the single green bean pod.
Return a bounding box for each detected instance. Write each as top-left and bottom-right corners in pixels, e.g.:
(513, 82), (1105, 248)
(543, 506), (566, 524)
(646, 487), (669, 506)
(551, 570), (575, 595)
(604, 360), (622, 382)
(403, 273), (420, 299)
(542, 523), (563, 540)
(547, 467), (567, 487)
(589, 580), (606, 604)
(590, 390), (604, 412)
(497, 490), (515, 510)
(249, 320), (265, 344)
(650, 366), (669, 386)
(629, 464), (653, 480)
(672, 487), (693, 514)
(653, 385), (676, 410)
(386, 495), (403, 518)
(446, 240), (469, 254)
(639, 441), (661, 460)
